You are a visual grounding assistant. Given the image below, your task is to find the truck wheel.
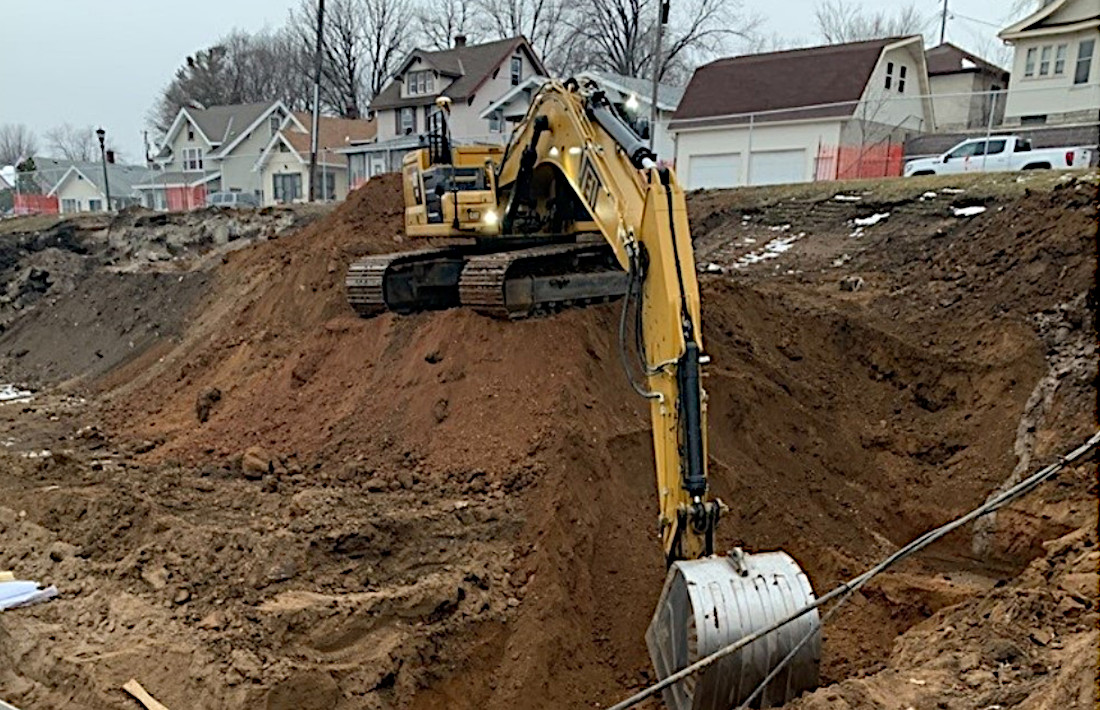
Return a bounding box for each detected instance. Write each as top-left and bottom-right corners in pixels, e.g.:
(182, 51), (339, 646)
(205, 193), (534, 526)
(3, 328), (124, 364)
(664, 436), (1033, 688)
(1022, 163), (1051, 170)
(911, 170), (935, 176)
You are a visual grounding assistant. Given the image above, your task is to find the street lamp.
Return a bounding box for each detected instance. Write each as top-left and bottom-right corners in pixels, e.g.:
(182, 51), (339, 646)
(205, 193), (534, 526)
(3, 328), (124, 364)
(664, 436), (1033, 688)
(96, 127), (112, 212)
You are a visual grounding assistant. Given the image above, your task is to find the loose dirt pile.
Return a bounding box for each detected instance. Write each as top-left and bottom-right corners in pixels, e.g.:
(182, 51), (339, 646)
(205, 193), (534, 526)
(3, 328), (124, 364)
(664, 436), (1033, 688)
(0, 172), (1095, 709)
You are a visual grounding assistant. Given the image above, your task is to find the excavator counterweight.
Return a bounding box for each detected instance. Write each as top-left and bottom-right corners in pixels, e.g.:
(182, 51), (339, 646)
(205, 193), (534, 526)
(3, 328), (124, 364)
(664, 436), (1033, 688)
(345, 79), (820, 709)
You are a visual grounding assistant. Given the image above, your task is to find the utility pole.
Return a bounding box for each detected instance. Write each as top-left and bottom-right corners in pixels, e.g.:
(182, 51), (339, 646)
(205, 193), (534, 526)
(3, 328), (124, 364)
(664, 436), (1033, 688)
(649, 0), (669, 154)
(940, 0), (948, 44)
(308, 0), (326, 202)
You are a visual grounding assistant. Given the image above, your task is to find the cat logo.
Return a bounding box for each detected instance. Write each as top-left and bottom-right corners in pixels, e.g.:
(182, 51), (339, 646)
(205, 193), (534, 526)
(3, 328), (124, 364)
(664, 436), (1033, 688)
(580, 155), (603, 213)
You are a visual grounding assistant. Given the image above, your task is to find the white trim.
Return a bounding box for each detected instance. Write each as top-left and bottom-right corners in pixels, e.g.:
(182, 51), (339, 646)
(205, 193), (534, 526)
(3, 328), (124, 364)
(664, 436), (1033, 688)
(575, 71), (681, 111)
(671, 115), (845, 134)
(209, 101), (291, 159)
(158, 109), (216, 156)
(999, 0), (1070, 39)
(133, 171), (222, 189)
(46, 166), (102, 197)
(479, 75), (549, 118)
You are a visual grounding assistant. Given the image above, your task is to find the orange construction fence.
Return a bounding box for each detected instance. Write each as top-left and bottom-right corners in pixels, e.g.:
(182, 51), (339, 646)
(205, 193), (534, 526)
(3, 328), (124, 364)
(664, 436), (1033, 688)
(13, 194), (59, 215)
(815, 143), (904, 181)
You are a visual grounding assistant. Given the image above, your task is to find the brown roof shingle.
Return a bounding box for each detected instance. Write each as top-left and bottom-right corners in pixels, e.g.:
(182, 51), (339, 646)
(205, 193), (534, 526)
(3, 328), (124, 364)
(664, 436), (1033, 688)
(279, 115), (377, 163)
(670, 37), (911, 128)
(925, 43), (1008, 79)
(370, 37), (545, 110)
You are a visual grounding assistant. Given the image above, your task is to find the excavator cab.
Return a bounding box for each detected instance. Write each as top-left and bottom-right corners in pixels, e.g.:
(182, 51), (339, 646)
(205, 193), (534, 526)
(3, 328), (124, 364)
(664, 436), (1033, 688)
(402, 101), (503, 238)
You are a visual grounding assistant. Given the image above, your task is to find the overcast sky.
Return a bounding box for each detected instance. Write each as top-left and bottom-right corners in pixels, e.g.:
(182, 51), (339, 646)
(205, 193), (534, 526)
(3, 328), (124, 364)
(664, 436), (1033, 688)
(0, 0), (1022, 161)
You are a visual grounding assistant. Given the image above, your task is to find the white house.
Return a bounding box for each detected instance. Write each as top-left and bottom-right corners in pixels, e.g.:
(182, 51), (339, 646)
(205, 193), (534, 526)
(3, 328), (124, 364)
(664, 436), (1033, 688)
(48, 162), (149, 213)
(670, 36), (933, 189)
(253, 113), (376, 205)
(139, 101), (295, 209)
(344, 35), (547, 183)
(925, 43), (1010, 130)
(998, 0), (1099, 127)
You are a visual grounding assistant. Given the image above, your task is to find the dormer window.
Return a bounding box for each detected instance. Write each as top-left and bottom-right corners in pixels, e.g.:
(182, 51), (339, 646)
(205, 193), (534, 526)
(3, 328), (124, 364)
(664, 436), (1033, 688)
(407, 70), (434, 96)
(187, 125), (195, 141)
(510, 56), (522, 86)
(270, 113), (282, 135)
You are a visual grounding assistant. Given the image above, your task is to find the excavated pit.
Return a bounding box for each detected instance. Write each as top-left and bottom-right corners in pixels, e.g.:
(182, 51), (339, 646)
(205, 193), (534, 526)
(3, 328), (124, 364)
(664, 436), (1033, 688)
(0, 171), (1095, 709)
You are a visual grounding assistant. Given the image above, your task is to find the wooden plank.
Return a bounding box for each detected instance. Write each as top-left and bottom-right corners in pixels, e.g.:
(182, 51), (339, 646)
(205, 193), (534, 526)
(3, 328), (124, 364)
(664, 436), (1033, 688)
(122, 679), (170, 710)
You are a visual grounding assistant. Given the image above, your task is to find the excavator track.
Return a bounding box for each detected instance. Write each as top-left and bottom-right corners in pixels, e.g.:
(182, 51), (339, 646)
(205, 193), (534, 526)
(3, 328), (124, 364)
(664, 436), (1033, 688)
(346, 247), (470, 317)
(346, 241), (627, 320)
(459, 242), (628, 319)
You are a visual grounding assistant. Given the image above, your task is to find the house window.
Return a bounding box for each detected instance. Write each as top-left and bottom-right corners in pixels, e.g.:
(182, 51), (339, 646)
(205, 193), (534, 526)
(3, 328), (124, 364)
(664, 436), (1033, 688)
(400, 107), (415, 134)
(489, 109), (503, 133)
(270, 114), (281, 135)
(187, 125), (195, 141)
(1054, 44), (1068, 74)
(407, 70), (434, 96)
(61, 198), (80, 213)
(318, 171), (337, 200)
(182, 147), (204, 171)
(1039, 45), (1051, 75)
(510, 56), (522, 86)
(1076, 39), (1095, 85)
(898, 65), (907, 92)
(273, 173), (302, 203)
(1025, 47), (1037, 76)
(885, 61), (894, 89)
(89, 199), (103, 212)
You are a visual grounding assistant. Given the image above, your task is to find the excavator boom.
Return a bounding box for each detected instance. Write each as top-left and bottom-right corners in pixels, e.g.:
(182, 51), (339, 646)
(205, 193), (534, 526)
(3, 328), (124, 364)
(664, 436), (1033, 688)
(345, 79), (821, 709)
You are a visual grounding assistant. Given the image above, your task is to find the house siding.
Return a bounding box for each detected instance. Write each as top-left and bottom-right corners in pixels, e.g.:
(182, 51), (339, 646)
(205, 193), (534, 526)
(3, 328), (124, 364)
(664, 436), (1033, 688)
(163, 116), (216, 176)
(217, 116), (282, 198)
(674, 120), (844, 188)
(55, 173), (104, 212)
(260, 151), (349, 206)
(1003, 27), (1100, 123)
(929, 72), (1007, 130)
(858, 44), (931, 133)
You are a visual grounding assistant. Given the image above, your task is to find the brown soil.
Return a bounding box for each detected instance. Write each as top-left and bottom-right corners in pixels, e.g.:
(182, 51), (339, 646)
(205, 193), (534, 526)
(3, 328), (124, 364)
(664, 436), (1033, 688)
(0, 173), (1095, 709)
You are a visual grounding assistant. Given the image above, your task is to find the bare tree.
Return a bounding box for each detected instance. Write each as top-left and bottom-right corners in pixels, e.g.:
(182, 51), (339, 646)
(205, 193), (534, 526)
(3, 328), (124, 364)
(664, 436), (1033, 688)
(0, 124), (39, 167)
(563, 0), (760, 82)
(417, 0), (483, 50)
(363, 0), (415, 101)
(478, 0), (573, 68)
(45, 124), (98, 162)
(815, 0), (929, 44)
(150, 29), (312, 134)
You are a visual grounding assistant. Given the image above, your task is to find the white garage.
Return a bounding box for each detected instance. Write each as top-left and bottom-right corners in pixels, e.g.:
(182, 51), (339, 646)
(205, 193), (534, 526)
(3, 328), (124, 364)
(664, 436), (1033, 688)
(687, 153), (741, 189)
(748, 149), (807, 186)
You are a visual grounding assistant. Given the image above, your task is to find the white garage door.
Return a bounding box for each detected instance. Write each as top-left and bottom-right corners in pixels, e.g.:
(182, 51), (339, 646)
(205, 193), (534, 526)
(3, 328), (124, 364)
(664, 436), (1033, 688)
(687, 153), (741, 190)
(749, 149), (806, 186)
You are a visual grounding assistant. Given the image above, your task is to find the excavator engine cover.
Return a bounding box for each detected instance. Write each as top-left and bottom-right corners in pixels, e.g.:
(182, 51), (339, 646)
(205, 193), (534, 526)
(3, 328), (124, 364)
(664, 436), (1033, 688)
(646, 551), (820, 709)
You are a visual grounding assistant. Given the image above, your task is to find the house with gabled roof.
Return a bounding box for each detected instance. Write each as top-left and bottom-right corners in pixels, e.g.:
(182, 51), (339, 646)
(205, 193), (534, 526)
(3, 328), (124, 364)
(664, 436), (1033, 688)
(254, 113), (376, 204)
(139, 101), (295, 209)
(997, 0), (1099, 127)
(343, 35), (546, 181)
(670, 36), (933, 188)
(49, 162), (149, 213)
(925, 43), (1010, 130)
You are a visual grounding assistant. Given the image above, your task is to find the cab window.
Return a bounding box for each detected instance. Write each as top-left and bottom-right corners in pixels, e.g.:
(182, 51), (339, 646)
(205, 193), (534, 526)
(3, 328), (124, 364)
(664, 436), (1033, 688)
(948, 142), (981, 159)
(985, 139), (1006, 155)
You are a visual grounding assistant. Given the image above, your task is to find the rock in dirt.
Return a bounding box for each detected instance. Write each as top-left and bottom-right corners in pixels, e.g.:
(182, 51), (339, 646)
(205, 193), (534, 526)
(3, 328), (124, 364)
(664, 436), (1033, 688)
(241, 446), (273, 479)
(195, 387), (222, 423)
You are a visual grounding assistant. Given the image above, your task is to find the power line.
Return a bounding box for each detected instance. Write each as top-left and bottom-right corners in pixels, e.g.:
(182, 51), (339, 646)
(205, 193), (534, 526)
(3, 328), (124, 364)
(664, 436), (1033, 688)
(608, 430), (1100, 710)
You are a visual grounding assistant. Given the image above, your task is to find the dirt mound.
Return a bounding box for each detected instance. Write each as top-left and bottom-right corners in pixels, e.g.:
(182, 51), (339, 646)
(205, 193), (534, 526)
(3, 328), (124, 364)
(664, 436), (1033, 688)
(1, 174), (1094, 709)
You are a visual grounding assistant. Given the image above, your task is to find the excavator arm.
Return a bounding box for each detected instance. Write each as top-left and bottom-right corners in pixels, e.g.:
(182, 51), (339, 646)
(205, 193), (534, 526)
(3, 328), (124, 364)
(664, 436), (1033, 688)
(491, 79), (721, 563)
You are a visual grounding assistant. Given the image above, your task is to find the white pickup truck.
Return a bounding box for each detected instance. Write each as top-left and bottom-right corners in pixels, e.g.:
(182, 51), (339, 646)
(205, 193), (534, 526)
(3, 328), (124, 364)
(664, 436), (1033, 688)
(904, 135), (1094, 176)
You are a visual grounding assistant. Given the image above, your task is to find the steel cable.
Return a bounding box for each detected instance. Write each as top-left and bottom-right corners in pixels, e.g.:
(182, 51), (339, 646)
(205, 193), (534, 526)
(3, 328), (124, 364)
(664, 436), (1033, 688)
(608, 430), (1100, 710)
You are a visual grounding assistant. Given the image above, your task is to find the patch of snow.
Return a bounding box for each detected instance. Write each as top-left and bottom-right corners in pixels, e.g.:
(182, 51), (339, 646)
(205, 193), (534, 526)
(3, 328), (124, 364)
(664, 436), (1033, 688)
(0, 385), (32, 403)
(704, 263), (724, 273)
(853, 212), (890, 227)
(742, 237), (757, 244)
(940, 187), (965, 194)
(20, 450), (52, 459)
(832, 254), (852, 267)
(768, 224), (791, 231)
(952, 205), (987, 217)
(734, 234), (803, 269)
(833, 194), (862, 202)
(920, 191), (938, 200)
(741, 215), (751, 221)
(850, 227), (865, 238)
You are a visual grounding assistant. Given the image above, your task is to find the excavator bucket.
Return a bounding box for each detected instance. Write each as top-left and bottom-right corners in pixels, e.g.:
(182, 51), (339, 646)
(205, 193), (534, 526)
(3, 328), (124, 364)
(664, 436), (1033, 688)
(646, 551), (821, 710)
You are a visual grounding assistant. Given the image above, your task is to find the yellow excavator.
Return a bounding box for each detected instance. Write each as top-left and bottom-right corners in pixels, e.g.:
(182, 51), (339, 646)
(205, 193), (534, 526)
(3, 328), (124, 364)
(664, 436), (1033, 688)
(347, 78), (821, 709)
